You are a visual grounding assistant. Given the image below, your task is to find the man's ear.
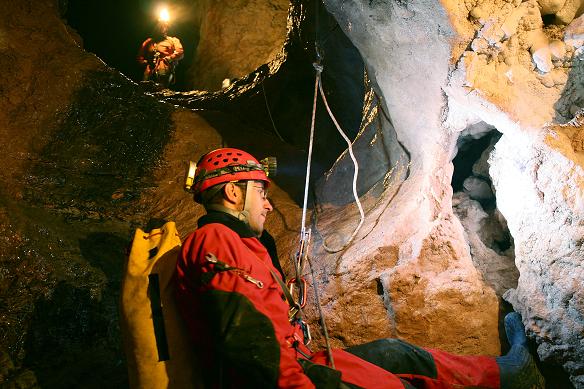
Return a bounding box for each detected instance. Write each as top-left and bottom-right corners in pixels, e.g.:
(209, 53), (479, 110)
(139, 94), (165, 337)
(223, 182), (241, 205)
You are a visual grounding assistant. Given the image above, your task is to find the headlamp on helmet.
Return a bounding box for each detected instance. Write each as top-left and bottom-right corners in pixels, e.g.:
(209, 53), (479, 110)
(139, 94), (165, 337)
(185, 161), (197, 191)
(260, 157), (277, 177)
(184, 148), (276, 201)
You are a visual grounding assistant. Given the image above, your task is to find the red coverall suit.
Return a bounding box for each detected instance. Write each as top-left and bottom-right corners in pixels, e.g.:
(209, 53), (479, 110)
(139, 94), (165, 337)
(137, 35), (184, 85)
(175, 211), (507, 388)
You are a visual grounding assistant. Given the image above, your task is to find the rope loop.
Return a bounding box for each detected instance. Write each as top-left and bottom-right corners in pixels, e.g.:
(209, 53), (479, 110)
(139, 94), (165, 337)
(313, 62), (324, 74)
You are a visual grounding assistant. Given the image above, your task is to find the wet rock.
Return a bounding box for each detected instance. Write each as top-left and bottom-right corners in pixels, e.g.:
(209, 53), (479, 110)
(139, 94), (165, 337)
(23, 70), (174, 222)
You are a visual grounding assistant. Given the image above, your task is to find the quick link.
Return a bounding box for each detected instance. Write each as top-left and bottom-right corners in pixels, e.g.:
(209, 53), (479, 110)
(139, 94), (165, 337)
(205, 253), (264, 289)
(299, 319), (312, 346)
(242, 274), (264, 288)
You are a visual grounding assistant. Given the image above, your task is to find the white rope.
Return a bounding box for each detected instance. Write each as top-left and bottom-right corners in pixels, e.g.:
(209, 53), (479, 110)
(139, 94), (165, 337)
(317, 79), (365, 253)
(298, 62), (337, 369)
(301, 67), (321, 234)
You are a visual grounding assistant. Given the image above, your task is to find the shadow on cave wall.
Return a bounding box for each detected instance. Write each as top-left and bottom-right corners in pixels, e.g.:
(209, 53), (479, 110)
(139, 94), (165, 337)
(1, 70), (178, 386)
(24, 232), (129, 389)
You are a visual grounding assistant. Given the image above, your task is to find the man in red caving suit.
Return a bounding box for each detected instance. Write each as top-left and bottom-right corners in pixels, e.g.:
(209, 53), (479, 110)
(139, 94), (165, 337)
(175, 147), (545, 388)
(137, 18), (183, 88)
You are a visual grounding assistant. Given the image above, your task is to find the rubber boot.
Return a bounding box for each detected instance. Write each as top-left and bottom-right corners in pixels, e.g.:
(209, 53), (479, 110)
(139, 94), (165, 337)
(496, 312), (545, 389)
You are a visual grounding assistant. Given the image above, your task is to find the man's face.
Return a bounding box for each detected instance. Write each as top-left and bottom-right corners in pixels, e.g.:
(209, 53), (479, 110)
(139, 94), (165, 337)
(242, 180), (273, 236)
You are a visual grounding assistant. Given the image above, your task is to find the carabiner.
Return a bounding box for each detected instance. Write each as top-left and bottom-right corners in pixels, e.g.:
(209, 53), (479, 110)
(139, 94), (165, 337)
(287, 277), (308, 308)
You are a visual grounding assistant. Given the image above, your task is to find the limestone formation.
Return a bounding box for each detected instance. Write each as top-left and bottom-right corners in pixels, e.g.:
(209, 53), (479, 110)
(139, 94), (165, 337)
(322, 0), (584, 385)
(491, 114), (584, 386)
(317, 0), (501, 356)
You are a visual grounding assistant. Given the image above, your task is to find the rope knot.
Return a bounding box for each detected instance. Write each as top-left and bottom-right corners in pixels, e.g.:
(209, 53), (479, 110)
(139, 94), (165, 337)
(313, 62), (323, 74)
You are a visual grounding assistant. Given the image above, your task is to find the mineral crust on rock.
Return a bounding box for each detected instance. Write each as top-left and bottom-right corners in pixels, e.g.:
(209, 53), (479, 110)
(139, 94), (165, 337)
(322, 0), (584, 384)
(491, 113), (584, 386)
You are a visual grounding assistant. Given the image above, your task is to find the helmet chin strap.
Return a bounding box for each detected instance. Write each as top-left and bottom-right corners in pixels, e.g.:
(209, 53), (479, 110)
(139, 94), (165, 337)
(206, 181), (257, 236)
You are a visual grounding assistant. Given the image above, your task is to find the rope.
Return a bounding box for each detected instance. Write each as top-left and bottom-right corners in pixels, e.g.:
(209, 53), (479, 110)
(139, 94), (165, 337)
(317, 79), (365, 253)
(261, 81), (285, 142)
(307, 251), (335, 369)
(297, 61), (337, 369)
(300, 65), (321, 236)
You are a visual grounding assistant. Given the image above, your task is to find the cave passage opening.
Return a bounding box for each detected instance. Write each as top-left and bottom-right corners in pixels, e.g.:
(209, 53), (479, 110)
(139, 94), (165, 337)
(452, 127), (518, 294)
(62, 0), (199, 91)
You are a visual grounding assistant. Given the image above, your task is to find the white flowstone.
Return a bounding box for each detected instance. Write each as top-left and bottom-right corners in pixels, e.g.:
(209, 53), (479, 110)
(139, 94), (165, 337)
(529, 29), (554, 73)
(490, 117), (584, 386)
(532, 46), (554, 72)
(322, 0), (584, 383)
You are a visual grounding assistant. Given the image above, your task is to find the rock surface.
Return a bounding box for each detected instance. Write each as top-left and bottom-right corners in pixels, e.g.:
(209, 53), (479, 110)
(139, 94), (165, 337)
(1, 0), (584, 387)
(322, 0), (584, 385)
(320, 0), (501, 355)
(491, 113), (584, 387)
(189, 0), (289, 90)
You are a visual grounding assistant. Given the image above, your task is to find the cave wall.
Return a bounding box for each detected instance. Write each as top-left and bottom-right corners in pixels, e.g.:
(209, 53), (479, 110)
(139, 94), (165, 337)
(188, 0), (289, 90)
(1, 0), (583, 387)
(0, 0), (302, 386)
(319, 0), (501, 356)
(321, 0), (584, 385)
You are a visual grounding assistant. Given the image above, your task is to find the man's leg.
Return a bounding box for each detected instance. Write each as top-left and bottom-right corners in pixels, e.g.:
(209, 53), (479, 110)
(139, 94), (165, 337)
(496, 312), (545, 389)
(346, 338), (500, 388)
(344, 312), (544, 388)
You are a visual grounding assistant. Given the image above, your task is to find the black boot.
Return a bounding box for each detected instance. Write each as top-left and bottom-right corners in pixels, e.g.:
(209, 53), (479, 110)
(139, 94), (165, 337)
(496, 312), (545, 389)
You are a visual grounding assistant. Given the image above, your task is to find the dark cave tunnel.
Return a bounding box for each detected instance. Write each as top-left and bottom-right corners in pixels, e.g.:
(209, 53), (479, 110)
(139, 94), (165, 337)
(452, 128), (513, 255)
(63, 0), (200, 91)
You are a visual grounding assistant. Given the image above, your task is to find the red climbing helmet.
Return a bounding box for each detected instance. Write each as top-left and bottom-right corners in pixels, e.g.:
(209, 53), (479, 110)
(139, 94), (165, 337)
(185, 148), (276, 202)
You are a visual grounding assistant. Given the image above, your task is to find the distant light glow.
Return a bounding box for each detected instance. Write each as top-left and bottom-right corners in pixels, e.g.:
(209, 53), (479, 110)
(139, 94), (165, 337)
(158, 7), (170, 23)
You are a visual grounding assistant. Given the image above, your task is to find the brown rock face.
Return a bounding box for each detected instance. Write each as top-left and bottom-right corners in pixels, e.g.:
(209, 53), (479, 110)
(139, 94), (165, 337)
(0, 1), (101, 196)
(189, 0), (289, 90)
